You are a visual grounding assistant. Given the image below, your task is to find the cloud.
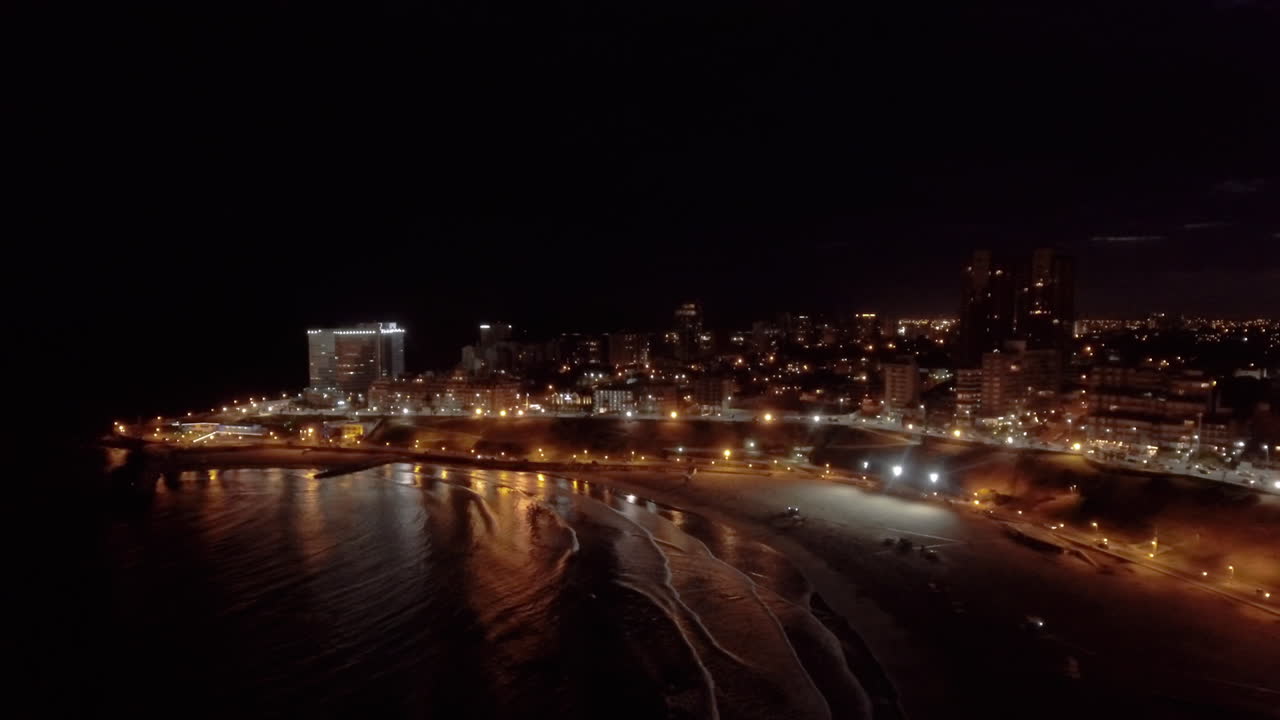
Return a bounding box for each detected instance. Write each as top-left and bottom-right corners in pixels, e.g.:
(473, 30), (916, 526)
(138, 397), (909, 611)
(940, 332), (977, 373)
(1214, 179), (1264, 194)
(1090, 235), (1164, 244)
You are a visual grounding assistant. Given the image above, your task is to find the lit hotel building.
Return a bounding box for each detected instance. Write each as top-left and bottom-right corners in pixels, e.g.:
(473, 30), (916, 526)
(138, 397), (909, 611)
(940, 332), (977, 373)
(307, 323), (406, 395)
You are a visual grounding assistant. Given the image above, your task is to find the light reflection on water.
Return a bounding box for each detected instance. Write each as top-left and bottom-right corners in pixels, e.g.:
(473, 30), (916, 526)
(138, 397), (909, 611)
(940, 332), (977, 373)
(95, 463), (853, 720)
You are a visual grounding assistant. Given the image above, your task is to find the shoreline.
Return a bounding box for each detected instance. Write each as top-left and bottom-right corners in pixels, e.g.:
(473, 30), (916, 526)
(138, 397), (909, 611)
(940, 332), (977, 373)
(120, 444), (912, 718)
(117, 443), (1280, 718)
(581, 470), (939, 720)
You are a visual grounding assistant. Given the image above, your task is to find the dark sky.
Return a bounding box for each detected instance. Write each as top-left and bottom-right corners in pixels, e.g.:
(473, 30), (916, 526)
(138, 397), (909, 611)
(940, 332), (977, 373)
(13, 0), (1280, 424)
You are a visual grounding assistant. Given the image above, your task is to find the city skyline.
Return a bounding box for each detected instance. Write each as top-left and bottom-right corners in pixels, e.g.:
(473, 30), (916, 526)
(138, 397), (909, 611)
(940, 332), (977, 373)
(24, 2), (1280, 717)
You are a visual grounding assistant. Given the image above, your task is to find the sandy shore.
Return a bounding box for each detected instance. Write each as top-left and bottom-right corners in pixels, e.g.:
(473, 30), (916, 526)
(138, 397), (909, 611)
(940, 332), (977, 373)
(580, 468), (1280, 720)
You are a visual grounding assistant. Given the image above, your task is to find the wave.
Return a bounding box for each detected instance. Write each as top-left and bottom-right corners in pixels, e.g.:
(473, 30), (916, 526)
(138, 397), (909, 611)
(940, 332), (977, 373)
(435, 466), (871, 720)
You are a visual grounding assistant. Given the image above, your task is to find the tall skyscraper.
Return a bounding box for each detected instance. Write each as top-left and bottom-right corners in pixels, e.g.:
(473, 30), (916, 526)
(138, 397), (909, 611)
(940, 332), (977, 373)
(957, 250), (1016, 367)
(478, 322), (513, 350)
(957, 248), (1075, 366)
(1017, 248), (1075, 352)
(673, 301), (705, 362)
(307, 322), (405, 394)
(849, 313), (882, 345)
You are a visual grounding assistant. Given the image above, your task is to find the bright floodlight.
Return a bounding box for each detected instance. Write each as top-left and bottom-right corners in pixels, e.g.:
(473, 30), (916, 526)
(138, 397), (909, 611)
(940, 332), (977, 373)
(929, 472), (939, 483)
(892, 465), (903, 477)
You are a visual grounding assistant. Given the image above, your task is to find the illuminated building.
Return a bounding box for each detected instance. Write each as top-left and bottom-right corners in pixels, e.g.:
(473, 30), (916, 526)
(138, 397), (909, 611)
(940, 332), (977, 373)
(692, 376), (735, 412)
(306, 323), (405, 394)
(1016, 248), (1075, 352)
(554, 333), (604, 367)
(607, 332), (651, 368)
(978, 341), (1061, 417)
(1084, 365), (1235, 453)
(955, 367), (984, 418)
(958, 250), (1016, 366)
(882, 357), (921, 409)
(958, 248), (1075, 365)
(368, 375), (520, 413)
(594, 384), (637, 414)
(849, 313), (882, 345)
(478, 322), (512, 349)
(673, 301), (707, 361)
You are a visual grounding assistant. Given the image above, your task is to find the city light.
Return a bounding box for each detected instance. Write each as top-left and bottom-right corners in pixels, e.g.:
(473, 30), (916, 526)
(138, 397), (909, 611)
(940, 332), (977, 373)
(892, 465), (903, 477)
(723, 449), (731, 459)
(763, 413), (773, 422)
(928, 472), (938, 483)
(670, 411), (678, 418)
(952, 429), (962, 438)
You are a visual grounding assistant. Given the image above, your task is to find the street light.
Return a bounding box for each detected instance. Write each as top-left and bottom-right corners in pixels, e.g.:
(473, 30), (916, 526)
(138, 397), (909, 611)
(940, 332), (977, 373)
(763, 413), (773, 422)
(723, 449), (731, 459)
(928, 472), (939, 483)
(892, 465), (903, 477)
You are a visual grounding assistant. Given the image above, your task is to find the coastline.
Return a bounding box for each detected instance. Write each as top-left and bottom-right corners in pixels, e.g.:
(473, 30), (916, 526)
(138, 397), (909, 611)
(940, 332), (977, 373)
(119, 444), (1280, 719)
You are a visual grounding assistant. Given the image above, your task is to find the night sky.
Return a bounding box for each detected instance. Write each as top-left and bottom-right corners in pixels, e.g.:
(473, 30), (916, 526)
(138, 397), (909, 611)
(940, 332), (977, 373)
(15, 0), (1280, 425)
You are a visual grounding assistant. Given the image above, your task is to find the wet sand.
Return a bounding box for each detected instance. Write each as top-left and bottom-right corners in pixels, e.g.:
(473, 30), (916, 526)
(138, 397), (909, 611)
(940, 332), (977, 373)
(586, 468), (1280, 720)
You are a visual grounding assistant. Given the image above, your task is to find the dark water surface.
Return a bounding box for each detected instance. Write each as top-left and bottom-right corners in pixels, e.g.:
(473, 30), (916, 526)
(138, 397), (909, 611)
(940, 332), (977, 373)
(78, 463), (867, 720)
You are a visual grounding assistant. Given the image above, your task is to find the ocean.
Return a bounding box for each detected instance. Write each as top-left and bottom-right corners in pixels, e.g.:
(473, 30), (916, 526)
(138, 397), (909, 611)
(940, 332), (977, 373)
(76, 461), (870, 719)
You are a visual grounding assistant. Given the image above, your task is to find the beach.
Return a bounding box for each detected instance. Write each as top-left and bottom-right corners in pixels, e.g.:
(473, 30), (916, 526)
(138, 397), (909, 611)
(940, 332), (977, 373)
(100, 439), (1280, 719)
(583, 466), (1280, 719)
